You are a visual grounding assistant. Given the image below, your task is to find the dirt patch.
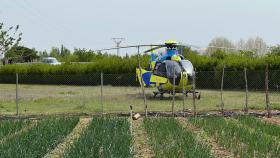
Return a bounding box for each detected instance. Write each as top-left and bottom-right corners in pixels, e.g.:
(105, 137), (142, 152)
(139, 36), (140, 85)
(0, 120), (37, 144)
(133, 118), (155, 158)
(44, 117), (92, 158)
(177, 117), (237, 158)
(261, 116), (280, 126)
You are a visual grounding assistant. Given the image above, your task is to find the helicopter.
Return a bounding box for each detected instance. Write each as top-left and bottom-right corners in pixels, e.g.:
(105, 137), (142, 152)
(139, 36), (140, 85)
(94, 40), (201, 100)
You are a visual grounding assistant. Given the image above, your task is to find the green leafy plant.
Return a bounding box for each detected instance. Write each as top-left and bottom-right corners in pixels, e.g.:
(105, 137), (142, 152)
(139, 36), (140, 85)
(144, 118), (213, 158)
(64, 117), (132, 158)
(0, 117), (79, 158)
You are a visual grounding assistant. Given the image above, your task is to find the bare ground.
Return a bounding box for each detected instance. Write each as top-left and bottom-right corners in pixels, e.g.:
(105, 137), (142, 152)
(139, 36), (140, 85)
(177, 117), (237, 158)
(132, 118), (155, 158)
(261, 116), (280, 126)
(44, 117), (92, 158)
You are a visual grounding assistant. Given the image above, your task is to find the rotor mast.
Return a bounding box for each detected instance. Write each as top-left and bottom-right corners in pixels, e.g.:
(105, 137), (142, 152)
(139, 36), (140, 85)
(112, 38), (125, 56)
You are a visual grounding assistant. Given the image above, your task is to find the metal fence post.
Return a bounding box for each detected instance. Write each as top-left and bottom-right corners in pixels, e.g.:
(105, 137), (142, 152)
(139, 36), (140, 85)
(100, 72), (104, 114)
(16, 73), (19, 116)
(265, 65), (271, 118)
(244, 67), (249, 113)
(220, 66), (225, 115)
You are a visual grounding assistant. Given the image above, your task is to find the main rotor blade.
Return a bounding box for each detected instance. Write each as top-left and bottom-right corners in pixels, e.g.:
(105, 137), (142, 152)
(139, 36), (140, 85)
(94, 45), (163, 52)
(143, 45), (165, 53)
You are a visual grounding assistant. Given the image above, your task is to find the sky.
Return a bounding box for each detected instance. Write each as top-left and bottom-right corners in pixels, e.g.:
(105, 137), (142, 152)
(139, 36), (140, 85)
(1, 0), (280, 55)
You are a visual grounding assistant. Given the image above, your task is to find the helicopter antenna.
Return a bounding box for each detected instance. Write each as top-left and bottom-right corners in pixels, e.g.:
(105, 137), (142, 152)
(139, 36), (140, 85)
(112, 37), (125, 56)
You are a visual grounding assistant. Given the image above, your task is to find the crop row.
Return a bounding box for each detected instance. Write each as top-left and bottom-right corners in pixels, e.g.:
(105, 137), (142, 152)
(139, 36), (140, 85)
(1, 116), (279, 158)
(188, 116), (280, 158)
(144, 118), (213, 158)
(0, 119), (31, 139)
(0, 117), (79, 158)
(63, 117), (132, 158)
(235, 116), (280, 138)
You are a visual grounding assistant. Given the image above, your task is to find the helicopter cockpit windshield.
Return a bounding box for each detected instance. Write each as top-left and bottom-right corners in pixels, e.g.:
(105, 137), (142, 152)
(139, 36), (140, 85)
(180, 60), (194, 75)
(165, 60), (182, 78)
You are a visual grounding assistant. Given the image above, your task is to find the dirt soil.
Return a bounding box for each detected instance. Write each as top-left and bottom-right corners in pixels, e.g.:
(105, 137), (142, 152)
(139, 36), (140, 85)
(44, 117), (92, 158)
(133, 118), (155, 158)
(261, 116), (280, 126)
(177, 117), (237, 158)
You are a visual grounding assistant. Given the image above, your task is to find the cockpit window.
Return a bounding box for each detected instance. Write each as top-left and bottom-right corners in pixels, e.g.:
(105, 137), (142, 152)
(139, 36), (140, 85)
(154, 62), (167, 77)
(180, 60), (194, 75)
(165, 60), (182, 78)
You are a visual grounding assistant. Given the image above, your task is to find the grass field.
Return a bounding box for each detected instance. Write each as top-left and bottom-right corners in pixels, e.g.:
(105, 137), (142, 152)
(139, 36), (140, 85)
(0, 84), (279, 115)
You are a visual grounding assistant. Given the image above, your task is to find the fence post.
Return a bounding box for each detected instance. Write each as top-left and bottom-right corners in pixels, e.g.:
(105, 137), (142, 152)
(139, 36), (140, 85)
(137, 46), (148, 117)
(220, 66), (225, 115)
(130, 105), (133, 136)
(182, 72), (186, 112)
(16, 73), (19, 116)
(100, 72), (104, 114)
(265, 65), (271, 118)
(244, 67), (249, 113)
(192, 70), (196, 116)
(172, 67), (175, 116)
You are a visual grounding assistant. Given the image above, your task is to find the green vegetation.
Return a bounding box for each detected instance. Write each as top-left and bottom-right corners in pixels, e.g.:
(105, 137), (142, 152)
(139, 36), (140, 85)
(0, 54), (149, 75)
(1, 48), (280, 75)
(188, 116), (280, 157)
(0, 117), (79, 158)
(5, 46), (38, 63)
(144, 118), (213, 158)
(0, 119), (30, 138)
(184, 50), (280, 71)
(64, 117), (132, 158)
(235, 116), (280, 138)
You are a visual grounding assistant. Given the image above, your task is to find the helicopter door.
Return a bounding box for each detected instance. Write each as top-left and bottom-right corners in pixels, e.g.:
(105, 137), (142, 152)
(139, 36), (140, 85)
(150, 62), (169, 84)
(153, 62), (167, 77)
(165, 60), (182, 85)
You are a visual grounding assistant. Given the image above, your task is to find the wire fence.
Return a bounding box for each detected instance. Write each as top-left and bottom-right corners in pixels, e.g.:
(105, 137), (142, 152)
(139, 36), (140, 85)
(0, 70), (279, 116)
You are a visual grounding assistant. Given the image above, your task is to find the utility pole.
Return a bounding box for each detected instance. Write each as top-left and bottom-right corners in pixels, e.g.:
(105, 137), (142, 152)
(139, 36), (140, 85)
(112, 38), (125, 56)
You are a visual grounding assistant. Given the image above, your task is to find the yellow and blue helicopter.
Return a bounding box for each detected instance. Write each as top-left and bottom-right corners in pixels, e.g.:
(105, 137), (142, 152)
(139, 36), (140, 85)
(95, 40), (200, 100)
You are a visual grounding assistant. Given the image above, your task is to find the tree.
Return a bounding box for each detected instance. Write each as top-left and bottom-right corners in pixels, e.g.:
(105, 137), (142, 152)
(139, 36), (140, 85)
(237, 37), (267, 56)
(269, 45), (280, 56)
(0, 23), (22, 64)
(60, 45), (71, 57)
(50, 47), (60, 58)
(38, 50), (48, 58)
(73, 48), (95, 62)
(5, 46), (39, 63)
(207, 37), (235, 55)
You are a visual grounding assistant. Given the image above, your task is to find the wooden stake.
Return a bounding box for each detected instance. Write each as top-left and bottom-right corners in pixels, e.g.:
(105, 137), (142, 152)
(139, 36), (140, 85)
(130, 105), (133, 136)
(137, 46), (148, 117)
(265, 64), (271, 118)
(192, 70), (196, 116)
(244, 68), (248, 113)
(182, 72), (186, 112)
(100, 72), (104, 114)
(16, 73), (19, 116)
(172, 67), (175, 116)
(220, 66), (225, 115)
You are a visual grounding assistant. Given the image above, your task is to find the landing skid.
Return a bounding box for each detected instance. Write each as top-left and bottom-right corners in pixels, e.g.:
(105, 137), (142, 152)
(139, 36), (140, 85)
(186, 91), (201, 100)
(153, 91), (201, 100)
(153, 92), (164, 100)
